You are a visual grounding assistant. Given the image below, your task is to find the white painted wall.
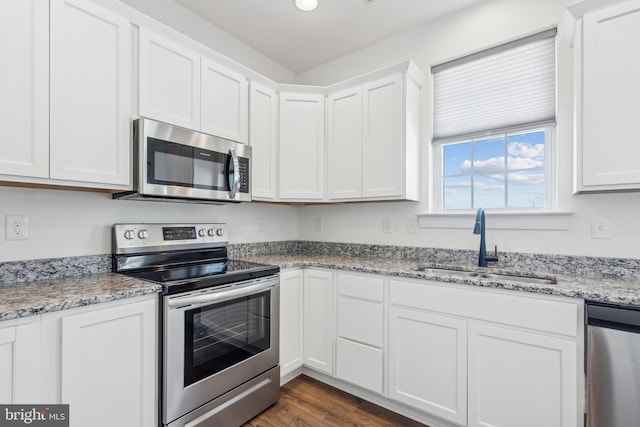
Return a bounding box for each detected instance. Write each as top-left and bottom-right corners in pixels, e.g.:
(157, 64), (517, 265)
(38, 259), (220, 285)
(296, 0), (640, 259)
(0, 186), (296, 262)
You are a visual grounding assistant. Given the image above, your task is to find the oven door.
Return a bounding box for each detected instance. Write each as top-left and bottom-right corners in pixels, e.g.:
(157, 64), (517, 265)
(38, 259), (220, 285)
(163, 275), (279, 425)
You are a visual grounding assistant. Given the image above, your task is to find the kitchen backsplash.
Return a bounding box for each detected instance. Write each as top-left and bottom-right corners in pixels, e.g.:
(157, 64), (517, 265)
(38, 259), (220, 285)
(2, 241), (639, 286)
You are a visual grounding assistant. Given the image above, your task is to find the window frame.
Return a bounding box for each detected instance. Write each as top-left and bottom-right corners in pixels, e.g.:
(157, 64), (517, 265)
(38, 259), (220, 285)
(432, 125), (556, 213)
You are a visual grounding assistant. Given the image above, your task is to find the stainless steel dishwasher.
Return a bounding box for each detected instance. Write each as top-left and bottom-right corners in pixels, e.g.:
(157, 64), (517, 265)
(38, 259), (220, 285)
(587, 301), (640, 427)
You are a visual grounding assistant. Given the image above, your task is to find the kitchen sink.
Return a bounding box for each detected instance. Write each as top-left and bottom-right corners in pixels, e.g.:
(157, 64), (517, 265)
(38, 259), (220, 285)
(411, 265), (557, 285)
(476, 272), (557, 285)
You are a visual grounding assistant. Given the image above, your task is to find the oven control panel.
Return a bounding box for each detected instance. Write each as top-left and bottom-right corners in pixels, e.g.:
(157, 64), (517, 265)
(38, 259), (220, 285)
(113, 223), (227, 253)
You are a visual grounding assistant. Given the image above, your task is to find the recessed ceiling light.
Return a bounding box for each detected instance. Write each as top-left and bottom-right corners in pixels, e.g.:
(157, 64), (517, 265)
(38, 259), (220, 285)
(294, 0), (319, 12)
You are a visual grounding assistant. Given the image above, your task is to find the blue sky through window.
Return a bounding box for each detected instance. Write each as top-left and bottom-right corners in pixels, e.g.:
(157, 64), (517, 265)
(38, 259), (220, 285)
(442, 130), (546, 210)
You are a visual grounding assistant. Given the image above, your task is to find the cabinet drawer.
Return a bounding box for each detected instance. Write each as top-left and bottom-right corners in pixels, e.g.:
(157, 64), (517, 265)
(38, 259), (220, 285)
(337, 272), (384, 302)
(337, 297), (383, 347)
(390, 279), (579, 337)
(336, 338), (383, 394)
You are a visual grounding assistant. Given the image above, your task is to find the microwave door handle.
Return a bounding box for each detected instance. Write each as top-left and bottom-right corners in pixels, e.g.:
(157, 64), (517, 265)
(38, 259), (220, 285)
(228, 147), (240, 199)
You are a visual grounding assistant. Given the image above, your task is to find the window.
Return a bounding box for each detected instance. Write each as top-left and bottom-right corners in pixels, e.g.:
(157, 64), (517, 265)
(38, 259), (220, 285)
(432, 29), (556, 211)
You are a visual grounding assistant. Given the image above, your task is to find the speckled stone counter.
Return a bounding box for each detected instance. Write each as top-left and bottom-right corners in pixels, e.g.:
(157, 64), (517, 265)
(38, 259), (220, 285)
(236, 253), (640, 306)
(0, 273), (161, 321)
(2, 240), (639, 321)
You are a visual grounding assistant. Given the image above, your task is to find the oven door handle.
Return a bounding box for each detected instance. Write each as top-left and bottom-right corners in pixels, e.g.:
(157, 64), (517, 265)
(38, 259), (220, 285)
(168, 279), (276, 309)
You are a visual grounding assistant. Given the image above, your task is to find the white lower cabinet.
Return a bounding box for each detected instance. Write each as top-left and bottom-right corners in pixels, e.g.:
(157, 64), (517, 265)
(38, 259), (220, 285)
(0, 316), (41, 404)
(335, 272), (384, 393)
(389, 278), (582, 427)
(467, 323), (577, 427)
(279, 269), (304, 380)
(40, 295), (158, 427)
(303, 269), (334, 374)
(389, 306), (467, 425)
(284, 269), (582, 427)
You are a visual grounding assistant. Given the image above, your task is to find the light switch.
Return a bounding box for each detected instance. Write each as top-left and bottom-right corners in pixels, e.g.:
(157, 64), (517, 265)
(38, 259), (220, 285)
(591, 217), (611, 239)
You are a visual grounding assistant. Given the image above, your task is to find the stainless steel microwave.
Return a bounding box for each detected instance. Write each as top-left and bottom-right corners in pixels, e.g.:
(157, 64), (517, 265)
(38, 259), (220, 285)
(113, 118), (251, 204)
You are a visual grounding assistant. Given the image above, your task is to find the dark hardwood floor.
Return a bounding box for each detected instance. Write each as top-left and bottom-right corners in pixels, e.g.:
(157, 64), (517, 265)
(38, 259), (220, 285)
(243, 375), (429, 427)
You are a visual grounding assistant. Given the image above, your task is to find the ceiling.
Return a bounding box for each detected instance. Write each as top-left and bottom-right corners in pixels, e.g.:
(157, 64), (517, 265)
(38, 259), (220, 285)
(173, 0), (484, 74)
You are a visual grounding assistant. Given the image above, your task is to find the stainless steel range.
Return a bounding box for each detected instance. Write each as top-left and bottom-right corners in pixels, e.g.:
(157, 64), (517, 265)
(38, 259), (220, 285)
(112, 223), (280, 427)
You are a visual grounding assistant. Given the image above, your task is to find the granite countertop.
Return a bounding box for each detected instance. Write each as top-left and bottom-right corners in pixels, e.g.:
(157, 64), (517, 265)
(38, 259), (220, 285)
(0, 273), (161, 321)
(238, 254), (640, 306)
(1, 247), (639, 321)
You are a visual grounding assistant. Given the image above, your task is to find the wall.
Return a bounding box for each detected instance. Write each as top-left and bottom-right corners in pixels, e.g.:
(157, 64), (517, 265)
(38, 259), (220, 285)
(296, 0), (640, 259)
(0, 186), (296, 262)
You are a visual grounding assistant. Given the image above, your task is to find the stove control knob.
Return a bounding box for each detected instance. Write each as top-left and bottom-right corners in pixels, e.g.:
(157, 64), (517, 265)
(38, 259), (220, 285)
(207, 228), (215, 237)
(216, 228), (224, 237)
(198, 229), (206, 237)
(138, 229), (148, 239)
(124, 230), (135, 240)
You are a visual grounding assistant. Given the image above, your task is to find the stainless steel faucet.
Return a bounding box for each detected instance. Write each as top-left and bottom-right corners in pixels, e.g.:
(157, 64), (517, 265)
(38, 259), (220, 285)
(473, 208), (499, 267)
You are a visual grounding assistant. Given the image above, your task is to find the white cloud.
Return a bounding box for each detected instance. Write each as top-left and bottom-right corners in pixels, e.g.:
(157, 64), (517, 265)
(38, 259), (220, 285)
(460, 156), (543, 175)
(508, 142), (544, 158)
(508, 171), (545, 185)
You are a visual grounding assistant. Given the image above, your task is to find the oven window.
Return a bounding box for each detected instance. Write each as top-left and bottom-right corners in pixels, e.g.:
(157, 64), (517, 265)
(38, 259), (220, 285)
(184, 290), (271, 387)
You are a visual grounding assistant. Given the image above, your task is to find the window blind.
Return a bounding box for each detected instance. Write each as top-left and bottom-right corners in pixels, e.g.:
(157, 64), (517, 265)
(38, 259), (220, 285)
(432, 29), (557, 144)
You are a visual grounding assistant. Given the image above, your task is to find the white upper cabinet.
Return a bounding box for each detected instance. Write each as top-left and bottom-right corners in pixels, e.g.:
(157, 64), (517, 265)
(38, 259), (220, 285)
(326, 63), (423, 202)
(201, 60), (249, 143)
(575, 0), (640, 192)
(362, 75), (404, 198)
(0, 0), (49, 179)
(250, 81), (278, 200)
(327, 87), (363, 199)
(139, 28), (201, 131)
(279, 92), (325, 200)
(139, 28), (251, 144)
(50, 0), (131, 186)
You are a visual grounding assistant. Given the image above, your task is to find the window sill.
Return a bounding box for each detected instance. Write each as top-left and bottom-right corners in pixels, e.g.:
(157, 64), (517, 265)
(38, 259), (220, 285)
(417, 211), (573, 231)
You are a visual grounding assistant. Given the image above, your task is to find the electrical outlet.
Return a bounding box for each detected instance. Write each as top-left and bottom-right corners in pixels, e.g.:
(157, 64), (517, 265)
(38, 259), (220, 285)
(257, 218), (265, 232)
(407, 218), (418, 234)
(314, 218), (324, 232)
(383, 218), (393, 233)
(6, 215), (29, 240)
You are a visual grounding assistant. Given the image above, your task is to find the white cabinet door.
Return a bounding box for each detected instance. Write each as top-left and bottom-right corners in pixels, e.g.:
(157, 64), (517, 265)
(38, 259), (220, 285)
(139, 28), (200, 130)
(389, 306), (467, 426)
(362, 75), (403, 198)
(50, 0), (131, 186)
(279, 269), (304, 381)
(0, 317), (41, 404)
(201, 59), (248, 143)
(0, 0), (49, 179)
(336, 338), (383, 394)
(250, 81), (278, 200)
(467, 323), (577, 427)
(60, 298), (156, 427)
(303, 269), (334, 374)
(279, 92), (325, 200)
(327, 86), (362, 199)
(577, 0), (640, 191)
